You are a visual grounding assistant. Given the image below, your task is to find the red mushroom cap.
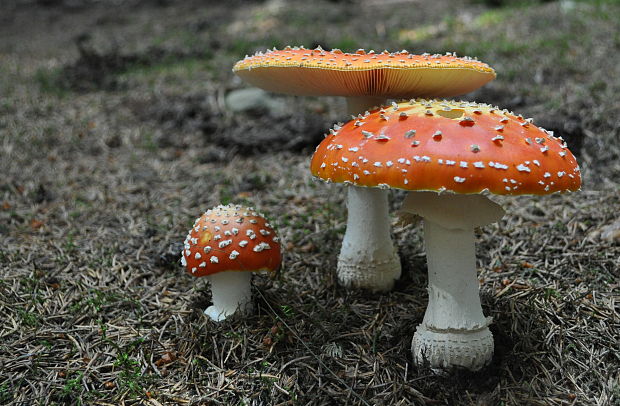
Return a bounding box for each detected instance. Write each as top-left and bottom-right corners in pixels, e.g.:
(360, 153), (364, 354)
(310, 99), (581, 195)
(233, 46), (496, 98)
(182, 204), (282, 277)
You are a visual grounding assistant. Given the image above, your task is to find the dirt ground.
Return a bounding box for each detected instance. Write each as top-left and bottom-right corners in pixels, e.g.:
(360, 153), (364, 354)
(0, 0), (619, 405)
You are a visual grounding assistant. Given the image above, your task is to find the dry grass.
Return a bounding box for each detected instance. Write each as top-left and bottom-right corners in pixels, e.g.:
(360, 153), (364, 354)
(1, 0), (619, 405)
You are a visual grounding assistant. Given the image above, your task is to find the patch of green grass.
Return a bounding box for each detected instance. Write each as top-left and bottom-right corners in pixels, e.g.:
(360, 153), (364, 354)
(543, 288), (561, 301)
(60, 371), (84, 402)
(69, 288), (141, 317)
(113, 343), (152, 398)
(331, 37), (360, 52)
(0, 383), (14, 404)
(34, 67), (67, 97)
(443, 35), (530, 59)
(473, 8), (511, 27)
(280, 305), (294, 318)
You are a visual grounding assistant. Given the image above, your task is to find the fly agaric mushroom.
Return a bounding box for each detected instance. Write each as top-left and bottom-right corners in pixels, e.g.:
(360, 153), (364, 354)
(234, 46), (496, 291)
(310, 99), (581, 370)
(181, 204), (281, 321)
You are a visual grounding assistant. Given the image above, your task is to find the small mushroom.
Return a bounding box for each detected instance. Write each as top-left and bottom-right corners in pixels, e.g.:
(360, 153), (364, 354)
(234, 47), (497, 291)
(181, 204), (282, 321)
(311, 99), (581, 370)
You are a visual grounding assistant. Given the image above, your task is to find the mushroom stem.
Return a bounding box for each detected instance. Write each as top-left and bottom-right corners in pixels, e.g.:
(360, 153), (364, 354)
(338, 186), (401, 291)
(410, 195), (497, 371)
(205, 271), (253, 321)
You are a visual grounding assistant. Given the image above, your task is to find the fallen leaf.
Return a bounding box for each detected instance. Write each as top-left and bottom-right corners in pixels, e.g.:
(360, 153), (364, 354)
(30, 219), (44, 229)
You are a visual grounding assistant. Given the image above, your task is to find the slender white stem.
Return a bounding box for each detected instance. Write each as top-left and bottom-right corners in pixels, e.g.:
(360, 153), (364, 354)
(338, 186), (401, 291)
(412, 219), (493, 371)
(204, 271), (253, 321)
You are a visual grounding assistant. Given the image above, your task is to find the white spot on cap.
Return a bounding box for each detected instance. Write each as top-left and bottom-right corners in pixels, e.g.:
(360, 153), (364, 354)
(239, 240), (249, 247)
(362, 130), (374, 138)
(454, 176), (466, 183)
(219, 239), (232, 249)
(210, 256), (219, 264)
(473, 161), (485, 168)
(516, 164), (531, 173)
(253, 242), (271, 252)
(195, 252), (202, 260)
(229, 250), (240, 260)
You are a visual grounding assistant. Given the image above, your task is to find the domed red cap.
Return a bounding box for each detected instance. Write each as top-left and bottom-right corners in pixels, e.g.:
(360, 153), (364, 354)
(182, 204), (282, 277)
(310, 99), (581, 195)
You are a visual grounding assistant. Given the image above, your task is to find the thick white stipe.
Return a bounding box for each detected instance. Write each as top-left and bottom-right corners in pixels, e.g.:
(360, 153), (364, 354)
(338, 186), (401, 291)
(204, 271), (253, 322)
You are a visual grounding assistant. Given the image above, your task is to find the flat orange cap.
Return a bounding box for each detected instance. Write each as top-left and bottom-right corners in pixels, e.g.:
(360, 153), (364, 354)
(182, 204), (282, 277)
(233, 46), (496, 98)
(310, 99), (581, 195)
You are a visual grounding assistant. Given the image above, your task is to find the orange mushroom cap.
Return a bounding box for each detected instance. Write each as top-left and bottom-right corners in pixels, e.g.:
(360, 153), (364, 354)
(310, 99), (581, 195)
(233, 46), (496, 98)
(182, 204), (282, 277)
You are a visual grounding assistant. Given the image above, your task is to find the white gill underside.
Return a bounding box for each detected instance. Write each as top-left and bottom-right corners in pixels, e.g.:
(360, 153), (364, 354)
(204, 271), (253, 322)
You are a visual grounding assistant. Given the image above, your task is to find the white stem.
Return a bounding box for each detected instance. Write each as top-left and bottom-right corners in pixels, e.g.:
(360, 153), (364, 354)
(412, 220), (493, 371)
(338, 186), (401, 291)
(205, 271), (253, 321)
(337, 96), (401, 291)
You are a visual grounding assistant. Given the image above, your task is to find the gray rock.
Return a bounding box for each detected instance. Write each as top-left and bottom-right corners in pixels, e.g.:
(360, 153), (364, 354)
(225, 88), (288, 116)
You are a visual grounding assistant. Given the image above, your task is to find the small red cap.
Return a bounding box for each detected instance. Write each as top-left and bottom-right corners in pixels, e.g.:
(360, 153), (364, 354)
(182, 204), (282, 277)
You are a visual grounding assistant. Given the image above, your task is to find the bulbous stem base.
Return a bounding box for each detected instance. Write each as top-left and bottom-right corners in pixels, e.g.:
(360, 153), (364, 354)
(412, 325), (494, 372)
